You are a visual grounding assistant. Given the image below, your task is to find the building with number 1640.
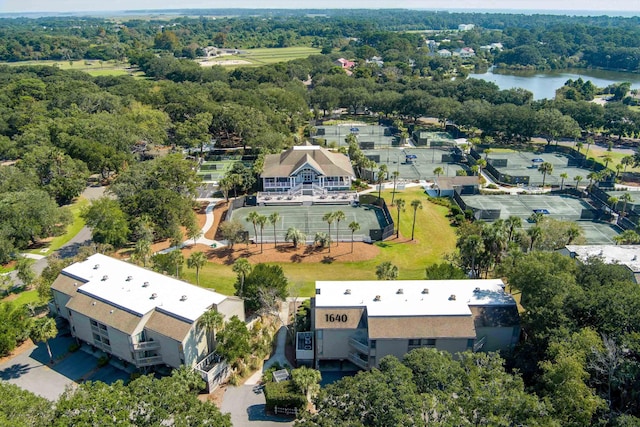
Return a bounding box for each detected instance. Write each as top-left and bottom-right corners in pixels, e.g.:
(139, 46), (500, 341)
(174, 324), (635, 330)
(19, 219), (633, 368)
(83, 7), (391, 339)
(311, 279), (520, 370)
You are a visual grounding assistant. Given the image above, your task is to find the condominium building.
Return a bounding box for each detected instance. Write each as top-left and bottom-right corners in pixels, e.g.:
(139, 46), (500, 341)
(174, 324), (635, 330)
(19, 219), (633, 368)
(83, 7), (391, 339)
(312, 279), (520, 370)
(51, 254), (244, 370)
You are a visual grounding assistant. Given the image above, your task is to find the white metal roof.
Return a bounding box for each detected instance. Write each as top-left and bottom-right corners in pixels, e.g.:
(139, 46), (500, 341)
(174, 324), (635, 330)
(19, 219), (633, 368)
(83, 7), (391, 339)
(62, 254), (226, 323)
(315, 279), (514, 317)
(566, 245), (640, 273)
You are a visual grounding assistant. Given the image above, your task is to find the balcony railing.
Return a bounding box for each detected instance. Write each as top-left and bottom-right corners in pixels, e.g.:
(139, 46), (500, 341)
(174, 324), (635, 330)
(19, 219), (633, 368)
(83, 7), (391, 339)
(348, 337), (369, 355)
(132, 341), (160, 351)
(348, 352), (369, 370)
(136, 355), (163, 367)
(473, 336), (487, 352)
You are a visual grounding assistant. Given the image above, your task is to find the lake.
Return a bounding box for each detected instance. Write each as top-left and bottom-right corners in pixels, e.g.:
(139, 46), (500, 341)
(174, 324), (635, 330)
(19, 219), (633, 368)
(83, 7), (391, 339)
(468, 68), (640, 100)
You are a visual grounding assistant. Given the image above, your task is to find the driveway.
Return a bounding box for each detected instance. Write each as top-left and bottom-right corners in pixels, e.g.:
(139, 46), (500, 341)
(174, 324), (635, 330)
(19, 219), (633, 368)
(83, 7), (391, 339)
(0, 334), (129, 401)
(221, 385), (294, 427)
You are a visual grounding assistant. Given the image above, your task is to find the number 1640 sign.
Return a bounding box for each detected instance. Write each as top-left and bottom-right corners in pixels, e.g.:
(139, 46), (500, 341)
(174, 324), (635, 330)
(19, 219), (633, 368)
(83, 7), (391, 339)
(325, 313), (348, 323)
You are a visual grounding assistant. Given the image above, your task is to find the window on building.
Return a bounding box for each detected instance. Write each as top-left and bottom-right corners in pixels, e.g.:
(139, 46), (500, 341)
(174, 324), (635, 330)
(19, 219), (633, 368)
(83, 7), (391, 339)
(370, 340), (376, 349)
(99, 323), (107, 331)
(424, 339), (436, 346)
(90, 320), (98, 327)
(408, 339), (421, 346)
(93, 333), (102, 342)
(467, 338), (475, 349)
(103, 338), (110, 346)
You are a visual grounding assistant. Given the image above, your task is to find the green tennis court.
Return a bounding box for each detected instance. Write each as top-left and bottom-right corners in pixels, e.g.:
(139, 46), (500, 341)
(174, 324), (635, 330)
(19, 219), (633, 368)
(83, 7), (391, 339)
(230, 204), (387, 243)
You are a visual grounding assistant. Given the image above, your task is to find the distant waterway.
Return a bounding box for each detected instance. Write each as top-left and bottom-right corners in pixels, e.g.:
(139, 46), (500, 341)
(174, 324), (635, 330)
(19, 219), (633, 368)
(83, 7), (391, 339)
(468, 68), (640, 100)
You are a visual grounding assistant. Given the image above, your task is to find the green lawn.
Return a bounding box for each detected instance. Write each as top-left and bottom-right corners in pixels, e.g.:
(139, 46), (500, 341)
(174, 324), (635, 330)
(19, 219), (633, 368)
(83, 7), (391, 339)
(29, 197), (88, 255)
(182, 187), (458, 297)
(201, 47), (321, 67)
(1, 59), (137, 77)
(3, 289), (39, 307)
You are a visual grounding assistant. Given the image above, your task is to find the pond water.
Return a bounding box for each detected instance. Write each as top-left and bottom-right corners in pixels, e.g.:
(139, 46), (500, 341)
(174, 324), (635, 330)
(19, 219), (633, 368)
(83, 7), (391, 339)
(468, 67), (640, 100)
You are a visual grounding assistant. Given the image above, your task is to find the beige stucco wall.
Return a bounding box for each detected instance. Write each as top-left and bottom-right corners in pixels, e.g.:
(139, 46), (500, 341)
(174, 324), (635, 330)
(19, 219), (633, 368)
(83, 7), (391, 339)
(216, 298), (245, 322)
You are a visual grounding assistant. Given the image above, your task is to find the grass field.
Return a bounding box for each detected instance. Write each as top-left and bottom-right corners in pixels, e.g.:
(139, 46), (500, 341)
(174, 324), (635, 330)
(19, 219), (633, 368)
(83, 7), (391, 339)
(29, 197), (88, 256)
(200, 47), (321, 67)
(0, 59), (141, 77)
(182, 187), (458, 297)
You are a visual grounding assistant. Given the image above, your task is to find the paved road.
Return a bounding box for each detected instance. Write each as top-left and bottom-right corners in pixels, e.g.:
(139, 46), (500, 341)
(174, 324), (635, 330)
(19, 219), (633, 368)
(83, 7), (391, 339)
(221, 301), (294, 427)
(0, 334), (129, 401)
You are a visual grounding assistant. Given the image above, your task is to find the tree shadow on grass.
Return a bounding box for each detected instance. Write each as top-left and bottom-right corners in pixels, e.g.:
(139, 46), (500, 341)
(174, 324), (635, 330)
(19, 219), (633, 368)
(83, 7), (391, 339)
(321, 256), (334, 264)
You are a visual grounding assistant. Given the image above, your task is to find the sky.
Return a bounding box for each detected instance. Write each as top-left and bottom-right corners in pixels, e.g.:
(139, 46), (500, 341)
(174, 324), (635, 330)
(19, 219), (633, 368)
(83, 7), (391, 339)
(1, 0), (639, 14)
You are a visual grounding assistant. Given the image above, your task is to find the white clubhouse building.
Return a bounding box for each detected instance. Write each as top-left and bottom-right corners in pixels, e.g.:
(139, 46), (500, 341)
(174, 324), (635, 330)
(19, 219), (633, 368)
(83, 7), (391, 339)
(312, 279), (520, 369)
(261, 143), (355, 195)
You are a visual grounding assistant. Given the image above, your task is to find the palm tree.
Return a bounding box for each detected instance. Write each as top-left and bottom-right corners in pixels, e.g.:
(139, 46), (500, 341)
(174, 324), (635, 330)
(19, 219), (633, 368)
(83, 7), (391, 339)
(133, 238), (152, 267)
(285, 227), (306, 248)
(504, 216), (522, 242)
(476, 159), (487, 176)
(565, 224), (581, 244)
(314, 232), (331, 251)
(459, 234), (484, 278)
(395, 199), (405, 238)
(484, 148), (491, 160)
(377, 164), (388, 200)
(187, 251), (207, 286)
(615, 163), (624, 178)
(256, 214), (267, 253)
(391, 171), (400, 206)
(410, 199), (423, 240)
(376, 261), (398, 280)
(232, 258), (252, 297)
(30, 317), (57, 363)
(559, 172), (569, 190)
(168, 250), (184, 278)
(246, 211), (260, 245)
(197, 309), (224, 353)
(617, 192), (633, 217)
(527, 226), (542, 252)
(538, 162), (553, 187)
(292, 366), (322, 404)
(575, 141), (584, 154)
(433, 167), (444, 178)
(322, 212), (335, 253)
(268, 212), (281, 248)
(574, 175), (583, 189)
(614, 229), (640, 245)
(333, 211), (346, 247)
(608, 196), (619, 212)
(601, 153), (613, 169)
(622, 155), (633, 173)
(587, 171), (598, 188)
(348, 221), (360, 253)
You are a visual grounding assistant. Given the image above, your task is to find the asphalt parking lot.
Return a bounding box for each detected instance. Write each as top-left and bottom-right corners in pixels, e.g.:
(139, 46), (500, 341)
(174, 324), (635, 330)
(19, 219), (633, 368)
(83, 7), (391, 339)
(197, 183), (218, 199)
(0, 334), (129, 400)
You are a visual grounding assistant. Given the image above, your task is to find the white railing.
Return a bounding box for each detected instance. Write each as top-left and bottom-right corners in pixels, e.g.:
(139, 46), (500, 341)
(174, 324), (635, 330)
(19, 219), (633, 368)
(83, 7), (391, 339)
(473, 336), (487, 352)
(132, 340), (160, 351)
(348, 352), (369, 369)
(274, 406), (299, 416)
(136, 355), (163, 367)
(348, 337), (369, 354)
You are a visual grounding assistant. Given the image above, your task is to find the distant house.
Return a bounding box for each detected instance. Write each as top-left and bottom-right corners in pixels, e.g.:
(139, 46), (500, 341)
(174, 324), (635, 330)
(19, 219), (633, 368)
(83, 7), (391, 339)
(479, 43), (504, 52)
(425, 39), (439, 51)
(366, 56), (384, 67)
(560, 245), (640, 283)
(261, 142), (355, 193)
(437, 49), (452, 58)
(458, 24), (475, 31)
(454, 47), (476, 58)
(334, 58), (356, 69)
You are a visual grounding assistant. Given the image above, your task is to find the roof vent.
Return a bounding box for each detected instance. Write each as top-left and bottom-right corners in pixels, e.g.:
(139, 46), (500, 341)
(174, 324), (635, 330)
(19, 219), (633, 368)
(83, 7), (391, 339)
(126, 276), (133, 281)
(344, 289), (351, 295)
(101, 275), (108, 281)
(180, 295), (188, 301)
(397, 288), (404, 294)
(422, 288), (429, 294)
(374, 295), (381, 302)
(150, 293), (158, 299)
(633, 255), (638, 261)
(449, 294), (457, 301)
(600, 250), (604, 255)
(473, 287), (481, 293)
(142, 281), (150, 287)
(110, 310), (114, 314)
(73, 282), (77, 287)
(91, 301), (96, 306)
(93, 264), (100, 270)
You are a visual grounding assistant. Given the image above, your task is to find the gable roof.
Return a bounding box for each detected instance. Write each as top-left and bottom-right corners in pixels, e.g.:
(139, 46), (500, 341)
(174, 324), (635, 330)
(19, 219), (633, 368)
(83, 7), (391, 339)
(262, 144), (355, 178)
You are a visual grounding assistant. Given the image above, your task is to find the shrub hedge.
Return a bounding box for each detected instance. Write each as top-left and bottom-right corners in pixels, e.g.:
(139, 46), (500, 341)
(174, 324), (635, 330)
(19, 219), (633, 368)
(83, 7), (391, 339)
(263, 380), (306, 411)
